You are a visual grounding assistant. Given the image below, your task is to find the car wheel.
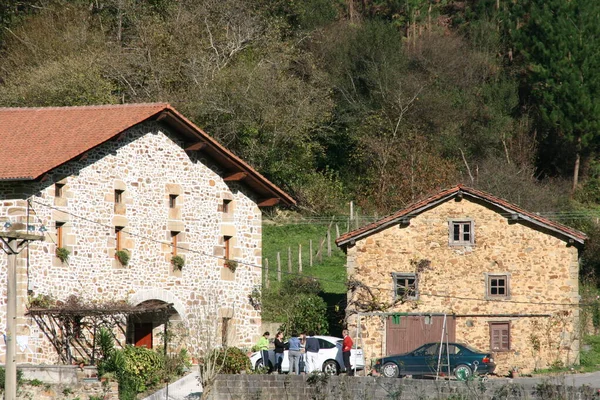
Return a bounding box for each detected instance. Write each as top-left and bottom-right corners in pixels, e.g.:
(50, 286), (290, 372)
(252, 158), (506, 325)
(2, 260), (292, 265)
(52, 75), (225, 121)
(454, 364), (472, 381)
(382, 362), (400, 378)
(255, 359), (264, 370)
(322, 360), (339, 375)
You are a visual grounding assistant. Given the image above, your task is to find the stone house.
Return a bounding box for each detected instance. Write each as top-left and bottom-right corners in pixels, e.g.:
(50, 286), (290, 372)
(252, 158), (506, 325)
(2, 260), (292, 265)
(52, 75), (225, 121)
(336, 185), (585, 375)
(0, 103), (294, 364)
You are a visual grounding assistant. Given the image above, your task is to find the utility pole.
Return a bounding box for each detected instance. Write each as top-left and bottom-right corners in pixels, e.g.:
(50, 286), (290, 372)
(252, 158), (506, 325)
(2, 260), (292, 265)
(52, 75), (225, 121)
(0, 229), (43, 400)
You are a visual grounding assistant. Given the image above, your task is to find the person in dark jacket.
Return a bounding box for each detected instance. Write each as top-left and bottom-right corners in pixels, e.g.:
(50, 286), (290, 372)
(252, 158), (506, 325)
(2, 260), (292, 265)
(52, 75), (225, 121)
(305, 331), (320, 373)
(273, 331), (286, 374)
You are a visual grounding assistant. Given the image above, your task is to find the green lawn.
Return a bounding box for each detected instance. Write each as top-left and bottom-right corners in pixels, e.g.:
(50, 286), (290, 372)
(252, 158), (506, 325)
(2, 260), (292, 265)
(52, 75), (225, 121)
(262, 222), (347, 294)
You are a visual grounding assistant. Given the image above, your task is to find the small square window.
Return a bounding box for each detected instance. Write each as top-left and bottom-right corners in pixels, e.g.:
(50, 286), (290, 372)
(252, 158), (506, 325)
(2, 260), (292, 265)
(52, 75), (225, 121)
(393, 273), (418, 300)
(115, 190), (124, 204)
(222, 199), (231, 214)
(490, 322), (510, 351)
(169, 195), (178, 209)
(487, 274), (510, 298)
(55, 183), (65, 198)
(449, 220), (474, 245)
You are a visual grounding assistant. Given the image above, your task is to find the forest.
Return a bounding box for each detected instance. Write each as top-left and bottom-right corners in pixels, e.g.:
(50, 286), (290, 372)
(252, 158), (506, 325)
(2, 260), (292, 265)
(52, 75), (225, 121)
(2, 0), (600, 280)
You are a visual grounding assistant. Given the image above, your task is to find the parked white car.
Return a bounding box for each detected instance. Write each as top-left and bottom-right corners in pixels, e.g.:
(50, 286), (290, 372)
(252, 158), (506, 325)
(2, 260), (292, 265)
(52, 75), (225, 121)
(249, 335), (365, 375)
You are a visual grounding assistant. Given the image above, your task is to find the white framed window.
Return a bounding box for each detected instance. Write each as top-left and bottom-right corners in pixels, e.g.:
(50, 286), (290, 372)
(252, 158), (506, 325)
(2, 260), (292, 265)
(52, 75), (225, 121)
(485, 273), (510, 299)
(449, 220), (474, 245)
(393, 273), (418, 300)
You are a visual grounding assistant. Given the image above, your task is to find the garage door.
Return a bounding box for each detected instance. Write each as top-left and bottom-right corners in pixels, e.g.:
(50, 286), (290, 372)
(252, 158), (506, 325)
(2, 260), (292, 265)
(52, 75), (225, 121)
(386, 315), (456, 355)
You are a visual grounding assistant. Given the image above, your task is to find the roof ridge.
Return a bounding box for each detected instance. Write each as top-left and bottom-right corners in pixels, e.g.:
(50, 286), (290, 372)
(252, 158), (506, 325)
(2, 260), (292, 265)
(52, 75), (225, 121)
(0, 102), (170, 111)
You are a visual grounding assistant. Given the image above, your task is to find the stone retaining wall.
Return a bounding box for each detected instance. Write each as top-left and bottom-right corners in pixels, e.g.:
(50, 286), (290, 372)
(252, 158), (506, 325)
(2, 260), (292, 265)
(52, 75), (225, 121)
(205, 375), (598, 400)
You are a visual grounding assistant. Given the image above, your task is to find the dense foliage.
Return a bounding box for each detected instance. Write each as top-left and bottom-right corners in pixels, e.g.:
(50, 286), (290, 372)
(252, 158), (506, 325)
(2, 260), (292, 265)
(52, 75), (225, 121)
(205, 347), (251, 374)
(2, 1), (600, 277)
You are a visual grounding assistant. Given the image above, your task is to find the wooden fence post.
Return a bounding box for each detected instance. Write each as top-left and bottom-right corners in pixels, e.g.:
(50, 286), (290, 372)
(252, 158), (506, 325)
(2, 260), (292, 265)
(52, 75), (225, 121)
(265, 258), (270, 289)
(327, 229), (332, 257)
(277, 252), (281, 282)
(309, 239), (313, 267)
(298, 244), (302, 273)
(336, 224), (340, 239)
(288, 247), (292, 273)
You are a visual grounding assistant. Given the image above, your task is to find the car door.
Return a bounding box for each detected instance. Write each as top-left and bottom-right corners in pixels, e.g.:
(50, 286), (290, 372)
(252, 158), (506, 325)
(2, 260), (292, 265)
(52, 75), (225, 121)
(317, 338), (337, 369)
(406, 343), (440, 375)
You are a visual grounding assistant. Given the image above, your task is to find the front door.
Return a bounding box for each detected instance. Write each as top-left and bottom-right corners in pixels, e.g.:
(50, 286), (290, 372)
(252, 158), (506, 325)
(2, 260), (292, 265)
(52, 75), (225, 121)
(134, 322), (153, 348)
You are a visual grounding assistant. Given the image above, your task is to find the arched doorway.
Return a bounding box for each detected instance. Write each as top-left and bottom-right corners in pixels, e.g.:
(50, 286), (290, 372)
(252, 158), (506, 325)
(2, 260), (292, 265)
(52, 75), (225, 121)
(126, 300), (180, 350)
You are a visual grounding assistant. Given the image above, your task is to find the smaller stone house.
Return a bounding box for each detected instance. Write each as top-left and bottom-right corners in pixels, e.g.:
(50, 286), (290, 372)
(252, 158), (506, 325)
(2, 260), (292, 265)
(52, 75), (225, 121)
(0, 103), (294, 365)
(336, 185), (586, 375)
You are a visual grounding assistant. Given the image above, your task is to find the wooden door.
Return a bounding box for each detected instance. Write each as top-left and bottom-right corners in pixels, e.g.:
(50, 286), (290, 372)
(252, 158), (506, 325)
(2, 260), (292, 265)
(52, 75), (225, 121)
(134, 322), (153, 348)
(386, 315), (456, 356)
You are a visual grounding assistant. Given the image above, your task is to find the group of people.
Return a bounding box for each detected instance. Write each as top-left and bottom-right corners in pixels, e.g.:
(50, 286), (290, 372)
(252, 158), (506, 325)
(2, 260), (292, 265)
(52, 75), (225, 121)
(255, 329), (354, 376)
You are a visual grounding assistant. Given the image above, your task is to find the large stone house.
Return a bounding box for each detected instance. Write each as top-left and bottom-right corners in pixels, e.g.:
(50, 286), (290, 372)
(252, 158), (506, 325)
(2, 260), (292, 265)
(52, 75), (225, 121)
(336, 185), (585, 375)
(0, 103), (294, 364)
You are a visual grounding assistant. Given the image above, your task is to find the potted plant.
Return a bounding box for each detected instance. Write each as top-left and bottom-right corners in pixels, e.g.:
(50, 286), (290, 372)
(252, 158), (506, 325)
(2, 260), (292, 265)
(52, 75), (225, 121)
(115, 249), (130, 266)
(225, 259), (238, 272)
(510, 366), (519, 378)
(171, 255), (185, 271)
(56, 247), (70, 263)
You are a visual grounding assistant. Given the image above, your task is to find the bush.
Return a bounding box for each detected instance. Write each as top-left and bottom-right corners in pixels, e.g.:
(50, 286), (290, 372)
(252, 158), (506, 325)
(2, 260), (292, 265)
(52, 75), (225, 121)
(206, 347), (251, 374)
(282, 275), (322, 295)
(0, 367), (23, 389)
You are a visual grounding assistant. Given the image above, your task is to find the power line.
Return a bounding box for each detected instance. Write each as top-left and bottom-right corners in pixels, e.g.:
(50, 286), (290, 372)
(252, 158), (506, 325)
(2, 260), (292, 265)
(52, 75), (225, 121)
(27, 199), (597, 308)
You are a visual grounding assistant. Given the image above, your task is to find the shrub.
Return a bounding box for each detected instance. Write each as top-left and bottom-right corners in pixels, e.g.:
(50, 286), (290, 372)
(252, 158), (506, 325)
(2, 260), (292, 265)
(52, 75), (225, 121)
(119, 345), (164, 392)
(0, 367), (23, 389)
(282, 275), (322, 295)
(206, 347), (250, 374)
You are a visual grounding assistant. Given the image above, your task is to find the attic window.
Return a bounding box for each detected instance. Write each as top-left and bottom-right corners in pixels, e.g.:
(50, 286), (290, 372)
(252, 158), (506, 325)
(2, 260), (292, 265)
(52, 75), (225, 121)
(55, 183), (65, 198)
(115, 190), (124, 204)
(449, 220), (474, 246)
(169, 195), (178, 209)
(222, 199), (231, 214)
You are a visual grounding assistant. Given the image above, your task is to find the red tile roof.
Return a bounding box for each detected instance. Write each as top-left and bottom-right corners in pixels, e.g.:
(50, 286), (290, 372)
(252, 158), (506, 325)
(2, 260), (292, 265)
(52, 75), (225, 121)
(336, 185), (586, 247)
(0, 103), (294, 205)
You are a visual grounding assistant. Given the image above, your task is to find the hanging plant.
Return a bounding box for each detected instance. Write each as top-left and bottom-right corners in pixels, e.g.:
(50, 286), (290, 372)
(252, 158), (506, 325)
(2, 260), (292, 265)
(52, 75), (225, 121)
(225, 259), (238, 272)
(171, 255), (185, 271)
(115, 249), (130, 266)
(56, 247), (70, 263)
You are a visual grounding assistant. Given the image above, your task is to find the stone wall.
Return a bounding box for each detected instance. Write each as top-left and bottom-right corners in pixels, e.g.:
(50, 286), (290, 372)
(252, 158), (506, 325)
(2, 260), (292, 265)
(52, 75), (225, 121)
(14, 379), (118, 400)
(345, 197), (580, 375)
(0, 121), (263, 363)
(204, 375), (596, 400)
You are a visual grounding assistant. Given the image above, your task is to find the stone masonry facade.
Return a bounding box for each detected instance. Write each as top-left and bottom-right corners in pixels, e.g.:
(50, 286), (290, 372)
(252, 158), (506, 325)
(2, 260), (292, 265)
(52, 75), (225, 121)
(344, 197), (580, 375)
(0, 121), (263, 363)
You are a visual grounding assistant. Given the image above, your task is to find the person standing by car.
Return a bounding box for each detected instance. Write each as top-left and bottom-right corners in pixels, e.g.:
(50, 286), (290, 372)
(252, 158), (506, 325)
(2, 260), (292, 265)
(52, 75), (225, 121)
(305, 331), (320, 373)
(342, 329), (354, 376)
(288, 331), (302, 375)
(299, 332), (307, 374)
(274, 331), (285, 374)
(256, 331), (270, 371)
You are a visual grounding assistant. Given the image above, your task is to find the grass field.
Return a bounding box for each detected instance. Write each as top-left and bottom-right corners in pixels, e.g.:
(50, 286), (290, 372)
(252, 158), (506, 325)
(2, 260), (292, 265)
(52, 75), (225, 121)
(262, 222), (347, 294)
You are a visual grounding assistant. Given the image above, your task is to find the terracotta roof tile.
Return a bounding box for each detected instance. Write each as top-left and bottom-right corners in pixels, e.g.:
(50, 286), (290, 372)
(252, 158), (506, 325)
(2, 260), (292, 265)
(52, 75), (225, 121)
(0, 103), (168, 180)
(336, 185), (586, 247)
(0, 103), (295, 205)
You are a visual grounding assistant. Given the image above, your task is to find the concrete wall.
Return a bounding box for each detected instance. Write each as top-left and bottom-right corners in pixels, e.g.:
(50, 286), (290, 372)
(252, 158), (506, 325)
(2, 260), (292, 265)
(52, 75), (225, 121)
(345, 197), (580, 375)
(204, 375), (596, 400)
(0, 121), (263, 364)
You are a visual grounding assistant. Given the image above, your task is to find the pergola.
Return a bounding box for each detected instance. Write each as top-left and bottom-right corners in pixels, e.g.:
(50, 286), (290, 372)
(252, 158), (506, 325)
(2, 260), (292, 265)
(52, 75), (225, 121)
(27, 300), (175, 365)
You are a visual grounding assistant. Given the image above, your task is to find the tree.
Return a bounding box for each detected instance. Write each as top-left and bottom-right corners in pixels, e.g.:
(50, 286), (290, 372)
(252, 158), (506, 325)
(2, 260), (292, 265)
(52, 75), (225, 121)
(508, 0), (600, 191)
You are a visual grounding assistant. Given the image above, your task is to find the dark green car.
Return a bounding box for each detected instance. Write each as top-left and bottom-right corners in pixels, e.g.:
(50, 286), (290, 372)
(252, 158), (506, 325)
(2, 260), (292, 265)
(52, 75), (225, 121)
(373, 342), (496, 379)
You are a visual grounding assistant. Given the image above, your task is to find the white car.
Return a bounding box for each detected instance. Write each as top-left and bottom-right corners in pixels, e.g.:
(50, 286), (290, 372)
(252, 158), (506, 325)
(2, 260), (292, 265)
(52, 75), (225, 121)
(249, 335), (365, 375)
